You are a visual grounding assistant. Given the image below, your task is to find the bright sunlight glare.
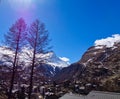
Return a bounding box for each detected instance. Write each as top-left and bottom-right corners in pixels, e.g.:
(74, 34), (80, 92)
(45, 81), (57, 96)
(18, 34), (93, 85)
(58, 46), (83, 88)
(8, 0), (32, 10)
(7, 0), (48, 22)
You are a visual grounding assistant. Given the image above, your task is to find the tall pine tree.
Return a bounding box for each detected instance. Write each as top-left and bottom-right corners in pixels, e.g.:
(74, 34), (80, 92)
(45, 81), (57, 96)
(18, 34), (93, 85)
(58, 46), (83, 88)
(27, 19), (50, 99)
(4, 18), (27, 99)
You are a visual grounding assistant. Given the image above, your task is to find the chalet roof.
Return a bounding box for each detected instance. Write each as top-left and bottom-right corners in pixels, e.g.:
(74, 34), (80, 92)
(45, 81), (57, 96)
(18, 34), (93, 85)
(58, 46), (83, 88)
(59, 91), (120, 99)
(87, 91), (120, 99)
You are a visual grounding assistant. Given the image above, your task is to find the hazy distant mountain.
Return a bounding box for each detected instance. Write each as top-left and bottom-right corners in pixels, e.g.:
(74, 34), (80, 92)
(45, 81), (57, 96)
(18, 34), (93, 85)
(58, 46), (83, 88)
(55, 34), (120, 92)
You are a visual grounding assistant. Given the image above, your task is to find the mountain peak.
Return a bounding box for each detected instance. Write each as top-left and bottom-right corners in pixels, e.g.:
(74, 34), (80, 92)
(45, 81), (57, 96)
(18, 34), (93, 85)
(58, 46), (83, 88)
(44, 52), (70, 68)
(94, 34), (120, 48)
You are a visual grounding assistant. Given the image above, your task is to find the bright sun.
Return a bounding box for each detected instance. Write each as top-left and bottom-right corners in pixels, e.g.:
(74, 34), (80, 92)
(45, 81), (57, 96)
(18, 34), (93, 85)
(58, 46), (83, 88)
(9, 0), (32, 10)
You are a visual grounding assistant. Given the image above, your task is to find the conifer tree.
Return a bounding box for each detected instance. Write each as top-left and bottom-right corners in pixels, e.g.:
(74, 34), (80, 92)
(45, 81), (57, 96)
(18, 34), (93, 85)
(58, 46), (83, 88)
(4, 18), (27, 99)
(27, 19), (50, 99)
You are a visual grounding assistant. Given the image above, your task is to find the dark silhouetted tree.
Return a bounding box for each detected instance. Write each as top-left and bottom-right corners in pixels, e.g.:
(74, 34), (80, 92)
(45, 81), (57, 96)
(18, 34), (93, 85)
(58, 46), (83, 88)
(27, 19), (50, 99)
(4, 18), (27, 99)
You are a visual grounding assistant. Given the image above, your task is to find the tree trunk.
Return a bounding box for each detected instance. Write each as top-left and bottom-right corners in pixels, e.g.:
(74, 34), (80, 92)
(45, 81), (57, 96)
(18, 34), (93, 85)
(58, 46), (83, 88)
(8, 45), (19, 99)
(28, 35), (37, 99)
(28, 53), (35, 99)
(8, 32), (20, 99)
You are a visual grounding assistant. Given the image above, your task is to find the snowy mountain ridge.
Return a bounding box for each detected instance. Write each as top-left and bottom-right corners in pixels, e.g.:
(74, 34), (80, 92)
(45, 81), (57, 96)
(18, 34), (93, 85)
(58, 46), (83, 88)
(0, 46), (70, 68)
(94, 34), (120, 48)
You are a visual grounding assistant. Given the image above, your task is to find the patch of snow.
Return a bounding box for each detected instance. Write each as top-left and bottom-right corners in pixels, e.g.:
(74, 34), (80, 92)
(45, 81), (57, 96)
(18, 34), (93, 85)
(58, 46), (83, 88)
(0, 47), (14, 55)
(50, 71), (54, 75)
(82, 63), (87, 67)
(94, 45), (104, 49)
(82, 58), (93, 67)
(87, 59), (93, 62)
(79, 86), (85, 90)
(59, 57), (70, 63)
(93, 52), (97, 55)
(12, 89), (18, 93)
(112, 46), (117, 50)
(94, 34), (120, 48)
(20, 84), (29, 87)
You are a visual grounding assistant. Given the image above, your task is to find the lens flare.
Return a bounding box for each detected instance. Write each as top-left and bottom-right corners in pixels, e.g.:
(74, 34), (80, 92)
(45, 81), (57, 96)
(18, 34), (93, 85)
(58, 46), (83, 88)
(8, 0), (32, 10)
(8, 0), (35, 23)
(8, 0), (48, 22)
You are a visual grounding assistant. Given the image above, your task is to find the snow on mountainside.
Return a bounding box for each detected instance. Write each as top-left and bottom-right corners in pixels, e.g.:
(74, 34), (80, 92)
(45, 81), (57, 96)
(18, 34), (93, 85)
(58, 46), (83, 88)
(43, 52), (70, 68)
(94, 34), (120, 48)
(80, 34), (120, 64)
(0, 46), (70, 80)
(22, 47), (70, 68)
(0, 46), (70, 68)
(0, 47), (14, 66)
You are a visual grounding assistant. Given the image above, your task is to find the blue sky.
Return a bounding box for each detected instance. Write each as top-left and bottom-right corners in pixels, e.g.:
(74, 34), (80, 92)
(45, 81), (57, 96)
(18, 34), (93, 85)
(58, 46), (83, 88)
(0, 0), (120, 63)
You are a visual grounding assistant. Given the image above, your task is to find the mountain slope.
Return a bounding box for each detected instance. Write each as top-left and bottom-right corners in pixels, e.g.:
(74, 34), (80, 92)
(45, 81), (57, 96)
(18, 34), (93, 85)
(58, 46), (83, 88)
(55, 34), (120, 92)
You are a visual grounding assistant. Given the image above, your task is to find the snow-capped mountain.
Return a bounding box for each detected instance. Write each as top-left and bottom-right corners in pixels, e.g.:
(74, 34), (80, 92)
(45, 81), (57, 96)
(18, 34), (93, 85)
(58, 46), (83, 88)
(0, 46), (69, 67)
(80, 34), (120, 64)
(0, 46), (70, 82)
(94, 34), (120, 48)
(55, 34), (120, 92)
(38, 51), (70, 68)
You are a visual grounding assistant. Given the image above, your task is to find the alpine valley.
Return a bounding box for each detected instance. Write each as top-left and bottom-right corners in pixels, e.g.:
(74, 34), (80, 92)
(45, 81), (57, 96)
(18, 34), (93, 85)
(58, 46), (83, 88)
(1, 34), (120, 93)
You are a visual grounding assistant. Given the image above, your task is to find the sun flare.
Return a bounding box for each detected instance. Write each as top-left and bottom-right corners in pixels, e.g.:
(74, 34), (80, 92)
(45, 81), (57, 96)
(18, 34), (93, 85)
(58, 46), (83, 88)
(9, 0), (32, 10)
